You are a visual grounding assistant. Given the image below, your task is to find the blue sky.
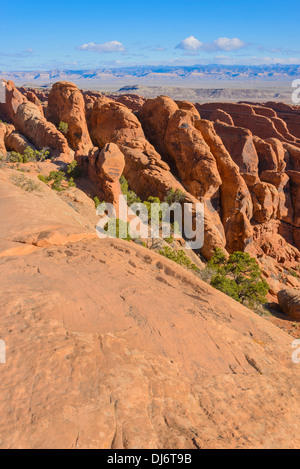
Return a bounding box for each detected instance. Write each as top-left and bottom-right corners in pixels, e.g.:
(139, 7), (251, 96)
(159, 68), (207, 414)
(1, 0), (299, 70)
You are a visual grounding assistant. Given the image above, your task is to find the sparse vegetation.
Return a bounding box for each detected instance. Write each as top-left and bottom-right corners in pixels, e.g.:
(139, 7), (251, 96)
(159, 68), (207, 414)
(38, 161), (81, 191)
(94, 196), (101, 208)
(104, 218), (132, 242)
(66, 160), (81, 179)
(10, 174), (41, 192)
(164, 188), (186, 205)
(5, 147), (50, 163)
(288, 268), (300, 279)
(120, 175), (141, 205)
(207, 248), (269, 308)
(158, 246), (200, 272)
(58, 121), (69, 135)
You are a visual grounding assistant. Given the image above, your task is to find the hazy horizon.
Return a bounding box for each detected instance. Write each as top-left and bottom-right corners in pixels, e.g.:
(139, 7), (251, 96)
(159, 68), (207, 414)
(1, 0), (300, 71)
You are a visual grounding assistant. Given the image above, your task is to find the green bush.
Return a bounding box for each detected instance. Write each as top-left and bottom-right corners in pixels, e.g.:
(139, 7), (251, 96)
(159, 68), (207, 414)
(94, 196), (101, 208)
(38, 161), (81, 191)
(38, 170), (75, 191)
(159, 246), (199, 272)
(58, 121), (69, 134)
(288, 268), (299, 279)
(120, 175), (141, 205)
(104, 218), (132, 242)
(6, 147), (50, 163)
(66, 160), (81, 178)
(208, 248), (269, 307)
(164, 188), (186, 205)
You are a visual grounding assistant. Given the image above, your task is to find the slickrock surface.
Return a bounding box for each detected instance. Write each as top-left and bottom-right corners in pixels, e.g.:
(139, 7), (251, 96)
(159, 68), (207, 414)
(0, 167), (300, 449)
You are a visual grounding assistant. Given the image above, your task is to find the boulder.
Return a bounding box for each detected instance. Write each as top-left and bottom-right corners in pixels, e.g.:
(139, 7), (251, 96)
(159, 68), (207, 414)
(278, 289), (300, 319)
(5, 131), (36, 154)
(0, 122), (10, 157)
(89, 99), (144, 148)
(283, 143), (300, 172)
(253, 136), (279, 173)
(14, 102), (70, 157)
(88, 142), (125, 206)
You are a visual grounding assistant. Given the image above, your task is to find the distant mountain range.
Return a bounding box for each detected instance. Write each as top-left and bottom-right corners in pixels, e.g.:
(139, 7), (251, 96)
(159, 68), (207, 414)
(1, 65), (300, 88)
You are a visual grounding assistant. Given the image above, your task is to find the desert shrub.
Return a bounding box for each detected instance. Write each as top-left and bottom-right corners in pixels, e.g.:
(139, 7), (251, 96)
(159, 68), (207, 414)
(6, 147), (50, 163)
(39, 170), (73, 191)
(208, 248), (269, 307)
(10, 174), (41, 192)
(288, 268), (299, 279)
(104, 218), (132, 242)
(58, 121), (68, 134)
(66, 160), (81, 178)
(143, 196), (162, 223)
(94, 196), (101, 208)
(120, 175), (141, 205)
(38, 161), (81, 191)
(68, 177), (76, 187)
(159, 246), (200, 272)
(164, 188), (186, 205)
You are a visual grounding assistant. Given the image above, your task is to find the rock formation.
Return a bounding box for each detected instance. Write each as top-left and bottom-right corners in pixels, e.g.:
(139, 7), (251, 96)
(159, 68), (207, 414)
(15, 102), (70, 157)
(278, 289), (300, 319)
(47, 82), (94, 159)
(0, 81), (299, 293)
(88, 142), (125, 206)
(0, 80), (27, 122)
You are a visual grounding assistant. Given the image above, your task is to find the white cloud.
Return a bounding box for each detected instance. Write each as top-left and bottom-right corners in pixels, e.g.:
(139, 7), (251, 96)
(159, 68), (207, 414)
(212, 37), (246, 51)
(77, 41), (126, 53)
(176, 36), (203, 51)
(176, 36), (247, 52)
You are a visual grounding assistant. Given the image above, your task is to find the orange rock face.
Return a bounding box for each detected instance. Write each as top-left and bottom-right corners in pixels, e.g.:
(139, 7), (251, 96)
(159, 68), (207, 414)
(26, 91), (44, 116)
(164, 109), (222, 199)
(138, 96), (179, 156)
(89, 99), (144, 148)
(14, 102), (70, 156)
(0, 80), (27, 122)
(88, 142), (125, 206)
(47, 82), (94, 159)
(198, 102), (300, 147)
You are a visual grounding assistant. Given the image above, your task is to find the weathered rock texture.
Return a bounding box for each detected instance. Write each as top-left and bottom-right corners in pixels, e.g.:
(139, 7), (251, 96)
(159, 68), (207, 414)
(88, 142), (125, 205)
(47, 82), (94, 158)
(14, 102), (70, 156)
(0, 80), (27, 122)
(0, 168), (300, 449)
